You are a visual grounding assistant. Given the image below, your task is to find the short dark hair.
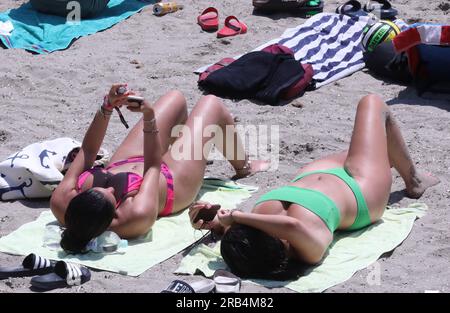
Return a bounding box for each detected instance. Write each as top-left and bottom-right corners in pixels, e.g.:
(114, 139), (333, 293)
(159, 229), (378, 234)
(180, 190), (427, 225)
(60, 189), (115, 254)
(221, 224), (300, 280)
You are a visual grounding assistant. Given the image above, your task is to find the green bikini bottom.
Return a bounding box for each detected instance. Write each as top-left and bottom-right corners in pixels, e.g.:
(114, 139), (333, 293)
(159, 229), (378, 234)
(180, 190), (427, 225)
(255, 168), (372, 232)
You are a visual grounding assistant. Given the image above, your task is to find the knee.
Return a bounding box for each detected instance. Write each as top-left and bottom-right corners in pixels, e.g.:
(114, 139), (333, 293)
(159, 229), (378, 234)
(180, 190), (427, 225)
(196, 95), (225, 112)
(167, 90), (186, 104)
(167, 89), (187, 112)
(358, 94), (386, 109)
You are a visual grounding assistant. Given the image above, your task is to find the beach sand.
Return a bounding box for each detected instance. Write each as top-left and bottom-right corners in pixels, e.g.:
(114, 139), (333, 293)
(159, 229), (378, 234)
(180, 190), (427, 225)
(0, 0), (449, 293)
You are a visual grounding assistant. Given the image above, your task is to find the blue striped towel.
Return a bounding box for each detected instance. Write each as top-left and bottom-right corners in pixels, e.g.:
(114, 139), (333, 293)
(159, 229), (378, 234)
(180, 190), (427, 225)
(197, 13), (371, 89)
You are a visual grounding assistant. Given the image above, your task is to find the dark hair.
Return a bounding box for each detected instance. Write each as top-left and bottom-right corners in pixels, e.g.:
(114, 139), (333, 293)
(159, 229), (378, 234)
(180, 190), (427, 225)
(60, 189), (115, 254)
(221, 224), (301, 280)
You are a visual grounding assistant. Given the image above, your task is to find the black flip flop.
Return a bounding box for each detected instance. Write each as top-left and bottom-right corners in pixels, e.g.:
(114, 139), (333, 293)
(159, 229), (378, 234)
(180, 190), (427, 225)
(363, 0), (398, 20)
(0, 254), (55, 279)
(296, 0), (325, 18)
(30, 261), (91, 290)
(253, 0), (324, 17)
(336, 0), (368, 18)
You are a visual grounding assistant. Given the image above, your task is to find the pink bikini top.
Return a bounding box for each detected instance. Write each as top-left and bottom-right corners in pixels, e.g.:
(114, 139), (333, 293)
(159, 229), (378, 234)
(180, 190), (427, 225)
(76, 156), (174, 217)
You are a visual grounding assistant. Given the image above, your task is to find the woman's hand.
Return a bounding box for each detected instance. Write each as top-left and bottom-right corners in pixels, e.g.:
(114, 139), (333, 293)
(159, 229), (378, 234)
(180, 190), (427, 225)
(105, 84), (130, 109)
(189, 201), (225, 232)
(189, 201), (213, 229)
(217, 208), (235, 227)
(125, 97), (154, 115)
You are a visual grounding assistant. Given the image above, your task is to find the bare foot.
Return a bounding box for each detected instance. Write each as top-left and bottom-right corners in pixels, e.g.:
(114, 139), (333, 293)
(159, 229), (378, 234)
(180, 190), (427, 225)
(232, 160), (270, 180)
(405, 171), (440, 199)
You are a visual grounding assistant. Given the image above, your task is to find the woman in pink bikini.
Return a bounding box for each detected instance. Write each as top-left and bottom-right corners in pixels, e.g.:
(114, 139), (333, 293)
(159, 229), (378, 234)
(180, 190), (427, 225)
(50, 84), (268, 253)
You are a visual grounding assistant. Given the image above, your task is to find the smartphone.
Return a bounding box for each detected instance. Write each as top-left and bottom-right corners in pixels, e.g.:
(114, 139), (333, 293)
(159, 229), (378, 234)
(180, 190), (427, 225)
(127, 95), (144, 106)
(193, 204), (221, 223)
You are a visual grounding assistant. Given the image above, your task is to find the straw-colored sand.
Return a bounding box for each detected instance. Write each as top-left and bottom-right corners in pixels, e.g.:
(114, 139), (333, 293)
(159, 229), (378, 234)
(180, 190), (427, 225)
(0, 0), (449, 292)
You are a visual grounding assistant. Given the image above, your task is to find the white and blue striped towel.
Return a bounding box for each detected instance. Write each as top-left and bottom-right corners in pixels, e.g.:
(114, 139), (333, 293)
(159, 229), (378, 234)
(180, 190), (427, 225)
(197, 13), (371, 89)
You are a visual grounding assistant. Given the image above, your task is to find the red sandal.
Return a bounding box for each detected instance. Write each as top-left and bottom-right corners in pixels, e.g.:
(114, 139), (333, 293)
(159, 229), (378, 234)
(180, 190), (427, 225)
(217, 16), (247, 38)
(197, 7), (219, 32)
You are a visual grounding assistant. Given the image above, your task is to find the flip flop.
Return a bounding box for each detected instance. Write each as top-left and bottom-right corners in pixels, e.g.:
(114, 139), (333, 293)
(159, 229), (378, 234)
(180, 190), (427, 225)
(30, 261), (91, 290)
(217, 16), (247, 38)
(363, 0), (398, 20)
(336, 0), (368, 18)
(253, 0), (324, 17)
(213, 269), (241, 293)
(0, 254), (55, 279)
(197, 7), (219, 32)
(161, 279), (215, 293)
(296, 0), (325, 17)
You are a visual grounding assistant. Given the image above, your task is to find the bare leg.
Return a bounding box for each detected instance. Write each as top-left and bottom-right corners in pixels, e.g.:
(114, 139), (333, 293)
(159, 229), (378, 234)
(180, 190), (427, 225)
(385, 111), (440, 198)
(110, 90), (188, 162)
(345, 94), (439, 214)
(167, 95), (269, 209)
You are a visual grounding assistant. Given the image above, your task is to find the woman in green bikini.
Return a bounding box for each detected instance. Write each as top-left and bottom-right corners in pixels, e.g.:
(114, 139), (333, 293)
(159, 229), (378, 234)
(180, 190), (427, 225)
(189, 94), (439, 279)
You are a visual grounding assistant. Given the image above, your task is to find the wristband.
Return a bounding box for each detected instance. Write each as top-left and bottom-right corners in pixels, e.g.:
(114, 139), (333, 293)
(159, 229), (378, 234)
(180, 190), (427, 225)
(230, 209), (241, 222)
(143, 118), (158, 133)
(102, 95), (114, 111)
(99, 105), (112, 119)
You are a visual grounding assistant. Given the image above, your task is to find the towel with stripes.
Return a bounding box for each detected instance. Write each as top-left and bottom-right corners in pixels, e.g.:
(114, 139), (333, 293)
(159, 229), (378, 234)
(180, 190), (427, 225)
(196, 13), (371, 89)
(253, 13), (372, 88)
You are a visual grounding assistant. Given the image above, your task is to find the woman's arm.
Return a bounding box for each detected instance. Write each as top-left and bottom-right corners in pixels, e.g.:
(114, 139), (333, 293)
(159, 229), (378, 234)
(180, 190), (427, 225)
(218, 210), (330, 264)
(113, 99), (162, 238)
(50, 84), (129, 223)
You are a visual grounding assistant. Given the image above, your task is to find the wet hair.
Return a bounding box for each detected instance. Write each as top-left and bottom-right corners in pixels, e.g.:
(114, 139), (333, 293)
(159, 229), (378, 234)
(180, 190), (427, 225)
(221, 224), (301, 280)
(60, 189), (115, 254)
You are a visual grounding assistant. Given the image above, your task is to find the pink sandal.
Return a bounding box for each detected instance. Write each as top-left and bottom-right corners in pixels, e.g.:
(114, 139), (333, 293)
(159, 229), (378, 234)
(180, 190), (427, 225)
(217, 16), (247, 38)
(197, 7), (219, 31)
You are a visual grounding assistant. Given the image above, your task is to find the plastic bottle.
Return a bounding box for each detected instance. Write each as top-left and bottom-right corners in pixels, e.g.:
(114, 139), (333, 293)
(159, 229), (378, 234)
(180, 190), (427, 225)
(86, 231), (128, 253)
(153, 2), (184, 16)
(42, 225), (63, 250)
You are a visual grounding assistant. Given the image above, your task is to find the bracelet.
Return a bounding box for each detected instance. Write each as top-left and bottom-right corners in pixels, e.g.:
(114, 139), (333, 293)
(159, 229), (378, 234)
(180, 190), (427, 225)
(143, 118), (158, 133)
(99, 105), (113, 119)
(230, 209), (241, 222)
(143, 128), (159, 134)
(143, 118), (156, 126)
(102, 95), (114, 111)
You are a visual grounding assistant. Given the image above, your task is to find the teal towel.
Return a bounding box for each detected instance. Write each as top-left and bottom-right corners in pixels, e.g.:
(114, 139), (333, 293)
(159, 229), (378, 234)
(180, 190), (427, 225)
(0, 178), (257, 276)
(0, 0), (156, 54)
(176, 203), (427, 293)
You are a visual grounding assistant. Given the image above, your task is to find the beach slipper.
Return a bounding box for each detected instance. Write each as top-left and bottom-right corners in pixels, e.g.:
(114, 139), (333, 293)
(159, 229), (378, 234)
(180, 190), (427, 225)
(336, 0), (368, 18)
(296, 0), (324, 17)
(217, 16), (247, 38)
(161, 279), (215, 293)
(213, 269), (241, 293)
(197, 7), (219, 32)
(363, 0), (398, 20)
(0, 254), (55, 279)
(253, 0), (324, 17)
(30, 261), (91, 290)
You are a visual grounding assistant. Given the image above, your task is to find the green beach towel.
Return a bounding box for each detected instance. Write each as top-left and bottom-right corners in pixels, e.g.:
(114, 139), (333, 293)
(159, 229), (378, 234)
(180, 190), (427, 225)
(175, 203), (428, 293)
(0, 0), (156, 54)
(0, 178), (257, 276)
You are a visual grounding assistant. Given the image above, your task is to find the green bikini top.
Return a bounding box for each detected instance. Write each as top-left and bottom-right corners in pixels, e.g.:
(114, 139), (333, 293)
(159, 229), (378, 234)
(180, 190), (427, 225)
(255, 168), (371, 233)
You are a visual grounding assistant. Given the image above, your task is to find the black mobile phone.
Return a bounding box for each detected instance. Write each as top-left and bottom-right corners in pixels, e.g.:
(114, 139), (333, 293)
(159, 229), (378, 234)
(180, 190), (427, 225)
(193, 204), (221, 223)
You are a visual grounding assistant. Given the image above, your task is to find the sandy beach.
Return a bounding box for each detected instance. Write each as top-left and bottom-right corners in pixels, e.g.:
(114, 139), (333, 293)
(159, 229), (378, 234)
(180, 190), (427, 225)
(0, 0), (449, 293)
